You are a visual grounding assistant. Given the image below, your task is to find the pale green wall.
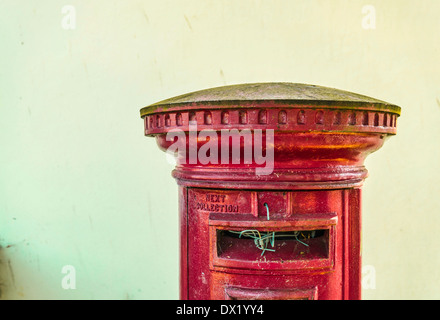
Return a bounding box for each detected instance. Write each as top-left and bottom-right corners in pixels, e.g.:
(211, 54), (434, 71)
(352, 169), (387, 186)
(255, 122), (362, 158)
(1, 0), (439, 299)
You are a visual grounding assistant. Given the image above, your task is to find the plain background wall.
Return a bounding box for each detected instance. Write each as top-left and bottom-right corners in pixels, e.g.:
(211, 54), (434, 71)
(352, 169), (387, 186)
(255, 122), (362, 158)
(1, 0), (439, 299)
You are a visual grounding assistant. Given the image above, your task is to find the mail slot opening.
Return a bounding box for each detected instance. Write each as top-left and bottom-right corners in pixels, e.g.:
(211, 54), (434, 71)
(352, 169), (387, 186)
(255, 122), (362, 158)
(216, 229), (329, 262)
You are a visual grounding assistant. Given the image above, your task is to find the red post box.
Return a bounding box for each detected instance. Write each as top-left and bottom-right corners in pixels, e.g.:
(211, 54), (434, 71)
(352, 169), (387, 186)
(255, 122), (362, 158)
(140, 83), (400, 300)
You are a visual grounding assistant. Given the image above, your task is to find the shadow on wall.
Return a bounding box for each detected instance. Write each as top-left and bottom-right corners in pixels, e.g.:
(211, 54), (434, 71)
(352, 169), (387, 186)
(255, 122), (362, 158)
(0, 244), (16, 300)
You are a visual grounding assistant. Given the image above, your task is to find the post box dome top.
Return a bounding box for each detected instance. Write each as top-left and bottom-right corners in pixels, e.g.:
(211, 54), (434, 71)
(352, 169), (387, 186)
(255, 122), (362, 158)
(141, 83), (401, 188)
(140, 82), (401, 117)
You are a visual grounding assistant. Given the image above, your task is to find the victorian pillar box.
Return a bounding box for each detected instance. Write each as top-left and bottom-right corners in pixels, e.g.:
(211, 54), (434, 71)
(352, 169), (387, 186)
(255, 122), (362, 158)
(140, 83), (400, 300)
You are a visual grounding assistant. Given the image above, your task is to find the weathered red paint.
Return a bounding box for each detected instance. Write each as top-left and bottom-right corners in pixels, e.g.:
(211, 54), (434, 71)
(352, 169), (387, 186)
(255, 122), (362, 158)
(140, 83), (400, 300)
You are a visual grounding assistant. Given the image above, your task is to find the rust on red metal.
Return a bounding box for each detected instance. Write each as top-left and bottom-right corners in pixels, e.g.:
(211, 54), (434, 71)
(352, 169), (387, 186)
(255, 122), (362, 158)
(140, 83), (400, 300)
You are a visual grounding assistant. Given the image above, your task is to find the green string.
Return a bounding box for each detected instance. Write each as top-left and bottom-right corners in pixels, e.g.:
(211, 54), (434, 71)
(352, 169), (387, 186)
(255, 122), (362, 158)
(227, 203), (309, 256)
(264, 202), (270, 221)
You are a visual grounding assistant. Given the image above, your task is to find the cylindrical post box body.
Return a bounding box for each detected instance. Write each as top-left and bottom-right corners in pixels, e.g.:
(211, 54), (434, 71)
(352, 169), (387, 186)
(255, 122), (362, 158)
(140, 83), (400, 300)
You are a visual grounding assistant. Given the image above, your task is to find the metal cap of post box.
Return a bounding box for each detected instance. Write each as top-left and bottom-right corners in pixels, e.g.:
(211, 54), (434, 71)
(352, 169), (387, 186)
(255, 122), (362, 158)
(140, 82), (400, 117)
(140, 83), (400, 190)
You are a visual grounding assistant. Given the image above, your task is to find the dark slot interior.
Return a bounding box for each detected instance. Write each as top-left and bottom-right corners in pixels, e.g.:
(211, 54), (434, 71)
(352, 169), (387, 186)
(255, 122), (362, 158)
(217, 229), (329, 262)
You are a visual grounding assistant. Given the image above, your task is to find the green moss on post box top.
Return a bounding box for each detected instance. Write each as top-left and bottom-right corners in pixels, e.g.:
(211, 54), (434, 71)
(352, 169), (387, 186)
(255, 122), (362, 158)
(139, 82), (401, 117)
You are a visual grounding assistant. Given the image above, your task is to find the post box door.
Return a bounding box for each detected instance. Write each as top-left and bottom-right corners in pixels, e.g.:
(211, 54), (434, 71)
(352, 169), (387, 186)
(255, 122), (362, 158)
(185, 187), (354, 300)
